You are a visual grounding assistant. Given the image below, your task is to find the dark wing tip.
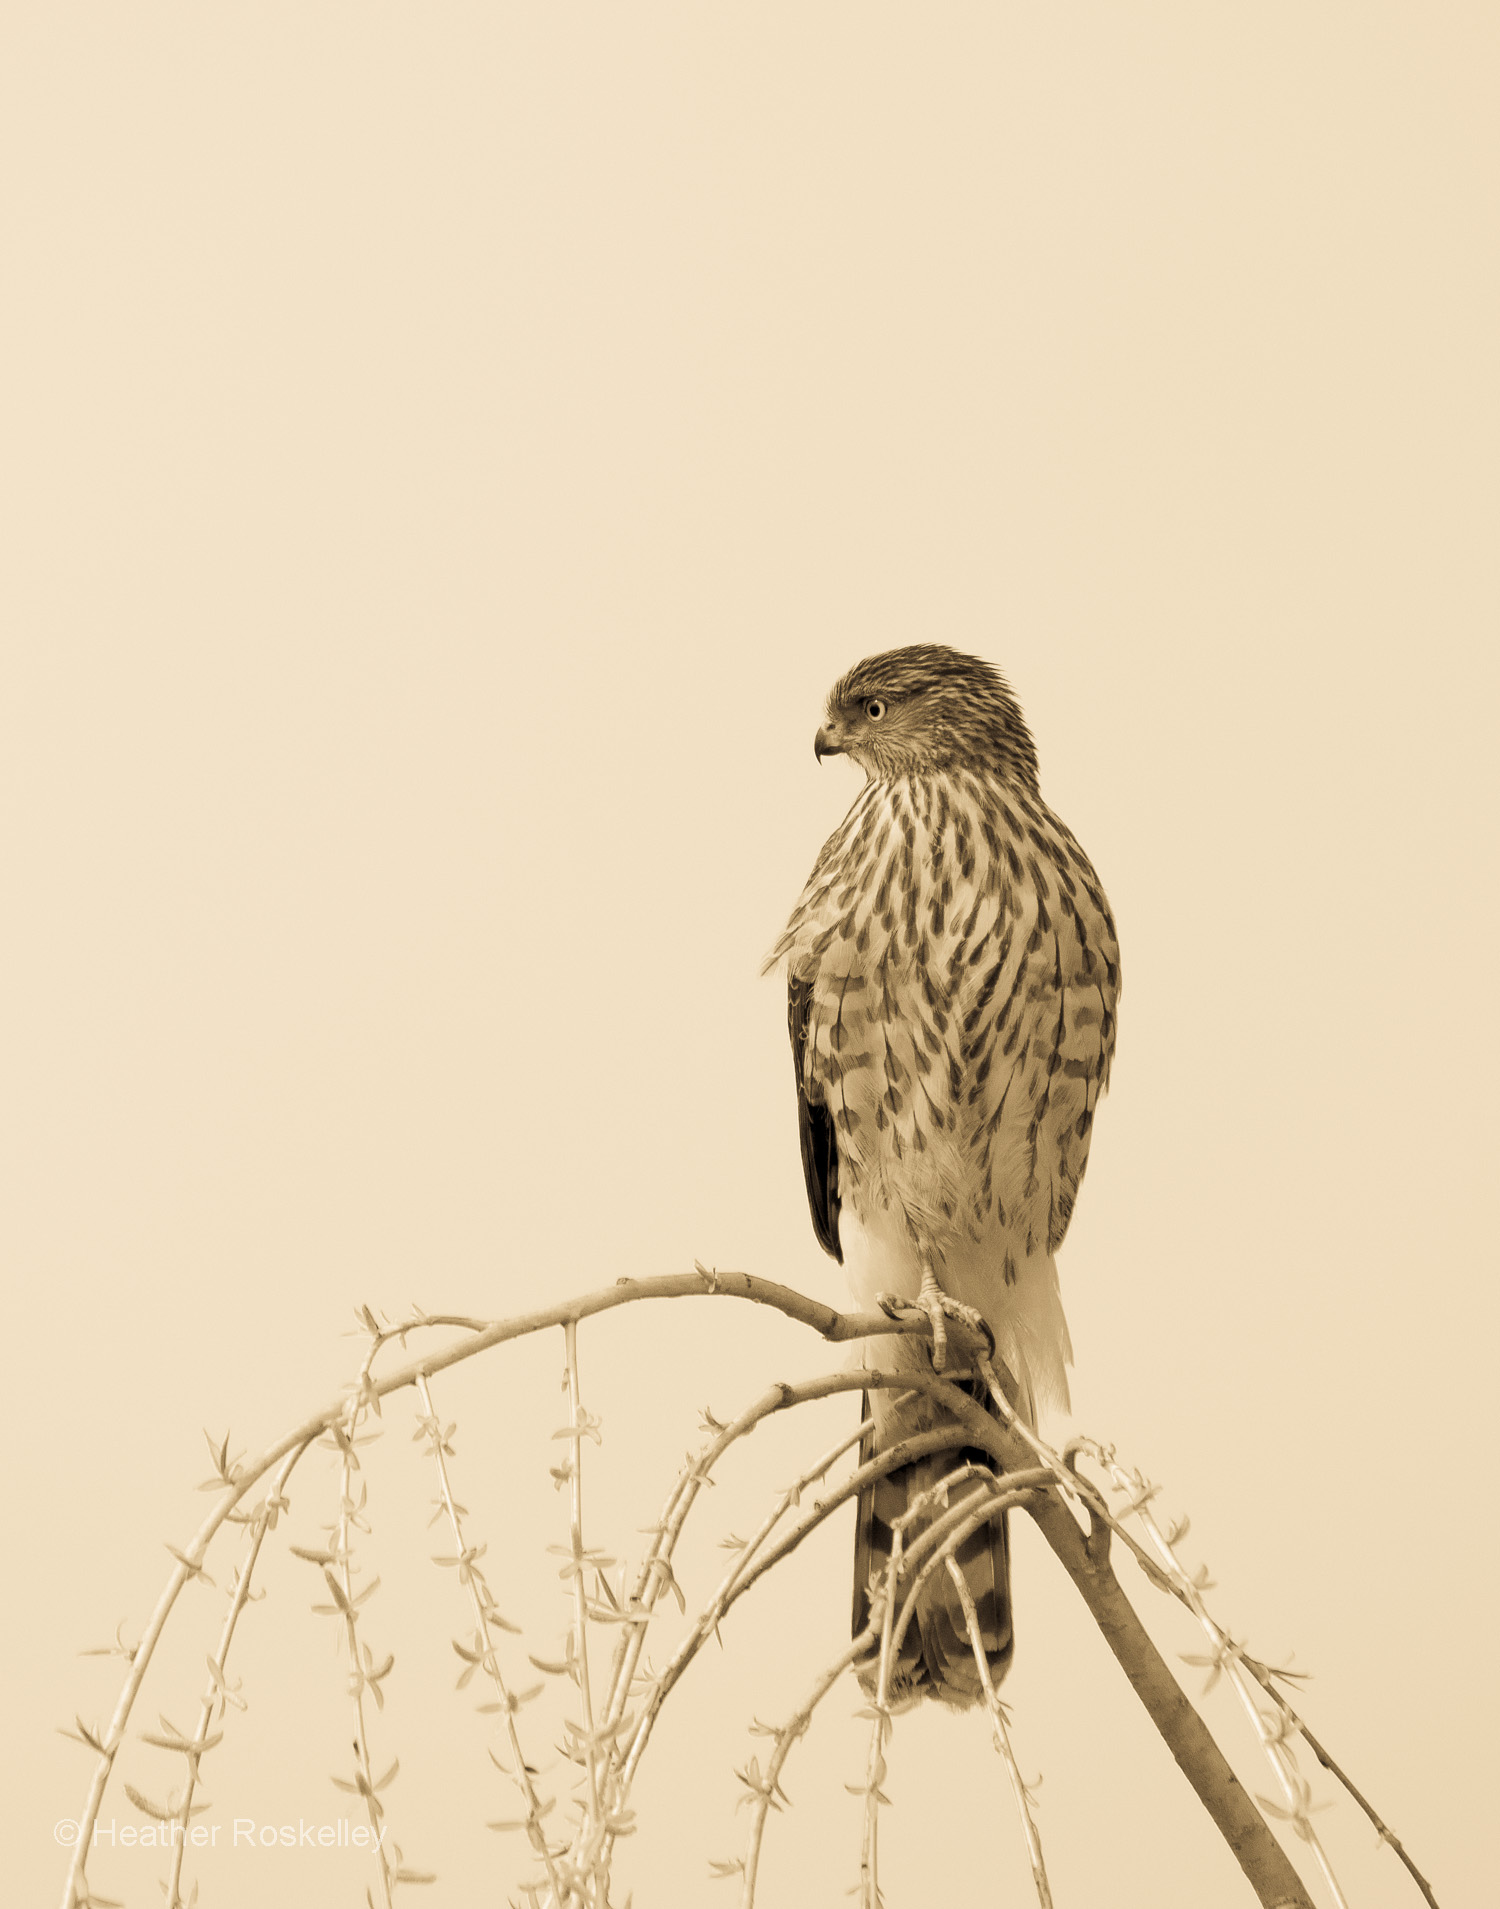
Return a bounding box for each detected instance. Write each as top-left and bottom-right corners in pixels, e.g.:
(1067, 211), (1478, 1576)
(787, 975), (842, 1261)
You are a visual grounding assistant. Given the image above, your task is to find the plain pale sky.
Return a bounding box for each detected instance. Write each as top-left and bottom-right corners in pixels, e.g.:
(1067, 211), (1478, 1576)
(5, 6), (1496, 1907)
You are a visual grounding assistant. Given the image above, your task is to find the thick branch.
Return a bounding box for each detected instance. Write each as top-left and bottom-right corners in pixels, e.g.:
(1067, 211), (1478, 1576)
(1026, 1488), (1314, 1909)
(869, 1379), (1317, 1909)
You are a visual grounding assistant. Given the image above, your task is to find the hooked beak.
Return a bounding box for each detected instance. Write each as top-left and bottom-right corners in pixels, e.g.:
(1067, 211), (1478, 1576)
(813, 724), (844, 763)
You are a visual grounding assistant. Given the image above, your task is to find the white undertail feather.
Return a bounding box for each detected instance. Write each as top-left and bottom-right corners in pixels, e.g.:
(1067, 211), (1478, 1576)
(840, 1207), (1072, 1433)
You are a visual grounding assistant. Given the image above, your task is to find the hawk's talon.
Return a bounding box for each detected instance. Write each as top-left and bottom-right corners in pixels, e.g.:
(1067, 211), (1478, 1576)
(875, 1281), (991, 1373)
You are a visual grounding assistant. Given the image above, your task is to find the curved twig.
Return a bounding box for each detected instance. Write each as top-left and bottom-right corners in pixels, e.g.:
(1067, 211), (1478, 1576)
(61, 1272), (1430, 1909)
(1240, 1659), (1441, 1909)
(945, 1557), (1053, 1909)
(160, 1444), (305, 1909)
(737, 1632), (878, 1908)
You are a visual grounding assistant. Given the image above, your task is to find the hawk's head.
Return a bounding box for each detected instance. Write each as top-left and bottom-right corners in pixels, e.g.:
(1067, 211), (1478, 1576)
(814, 644), (1041, 790)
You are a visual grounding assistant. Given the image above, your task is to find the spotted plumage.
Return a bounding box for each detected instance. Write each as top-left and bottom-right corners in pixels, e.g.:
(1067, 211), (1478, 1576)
(767, 644), (1119, 1705)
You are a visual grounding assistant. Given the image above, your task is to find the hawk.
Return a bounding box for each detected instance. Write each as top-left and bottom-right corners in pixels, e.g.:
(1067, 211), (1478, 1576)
(767, 645), (1119, 1705)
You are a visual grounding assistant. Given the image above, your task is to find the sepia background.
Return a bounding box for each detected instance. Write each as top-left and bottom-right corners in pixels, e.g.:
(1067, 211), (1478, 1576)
(4, 6), (1496, 1905)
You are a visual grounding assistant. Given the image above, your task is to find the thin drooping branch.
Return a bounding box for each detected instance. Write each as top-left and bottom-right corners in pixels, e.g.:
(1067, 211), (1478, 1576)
(1239, 1666), (1439, 1909)
(161, 1445), (303, 1909)
(58, 1273), (937, 1905)
(326, 1418), (397, 1908)
(617, 1419), (987, 1793)
(945, 1557), (1053, 1909)
(1023, 1484), (1316, 1909)
(736, 1633), (876, 1909)
(952, 1360), (1325, 1909)
(415, 1374), (565, 1906)
(62, 1272), (1427, 1909)
(1058, 1426), (1430, 1909)
(712, 1434), (1036, 1621)
(60, 1431), (320, 1909)
(1091, 1444), (1348, 1908)
(560, 1321), (603, 1848)
(859, 1526), (899, 1909)
(595, 1375), (887, 1753)
(886, 1489), (1040, 1674)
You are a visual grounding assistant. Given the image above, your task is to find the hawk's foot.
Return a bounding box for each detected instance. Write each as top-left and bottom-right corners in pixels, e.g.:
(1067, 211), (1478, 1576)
(876, 1275), (991, 1373)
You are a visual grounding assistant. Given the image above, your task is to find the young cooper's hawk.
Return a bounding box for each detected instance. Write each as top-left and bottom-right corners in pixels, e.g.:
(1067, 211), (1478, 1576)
(767, 645), (1119, 1706)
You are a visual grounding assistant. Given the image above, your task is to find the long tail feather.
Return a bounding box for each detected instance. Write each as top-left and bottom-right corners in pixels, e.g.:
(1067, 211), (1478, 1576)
(852, 1388), (1013, 1708)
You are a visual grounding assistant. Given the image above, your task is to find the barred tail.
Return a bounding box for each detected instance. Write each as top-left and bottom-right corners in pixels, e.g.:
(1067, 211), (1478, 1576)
(852, 1396), (1013, 1708)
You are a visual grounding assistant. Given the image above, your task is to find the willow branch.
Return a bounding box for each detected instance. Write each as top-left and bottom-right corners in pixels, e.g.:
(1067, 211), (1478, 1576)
(1239, 1659), (1440, 1909)
(1023, 1485), (1315, 1909)
(945, 1557), (1053, 1909)
(65, 1273), (1415, 1909)
(560, 1321), (603, 1844)
(162, 1446), (303, 1909)
(415, 1374), (564, 1906)
(617, 1417), (978, 1796)
(60, 1435), (319, 1909)
(737, 1633), (878, 1909)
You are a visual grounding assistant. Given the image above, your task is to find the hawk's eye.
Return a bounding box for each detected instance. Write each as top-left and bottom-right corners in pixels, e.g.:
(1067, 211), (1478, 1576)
(865, 699), (887, 721)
